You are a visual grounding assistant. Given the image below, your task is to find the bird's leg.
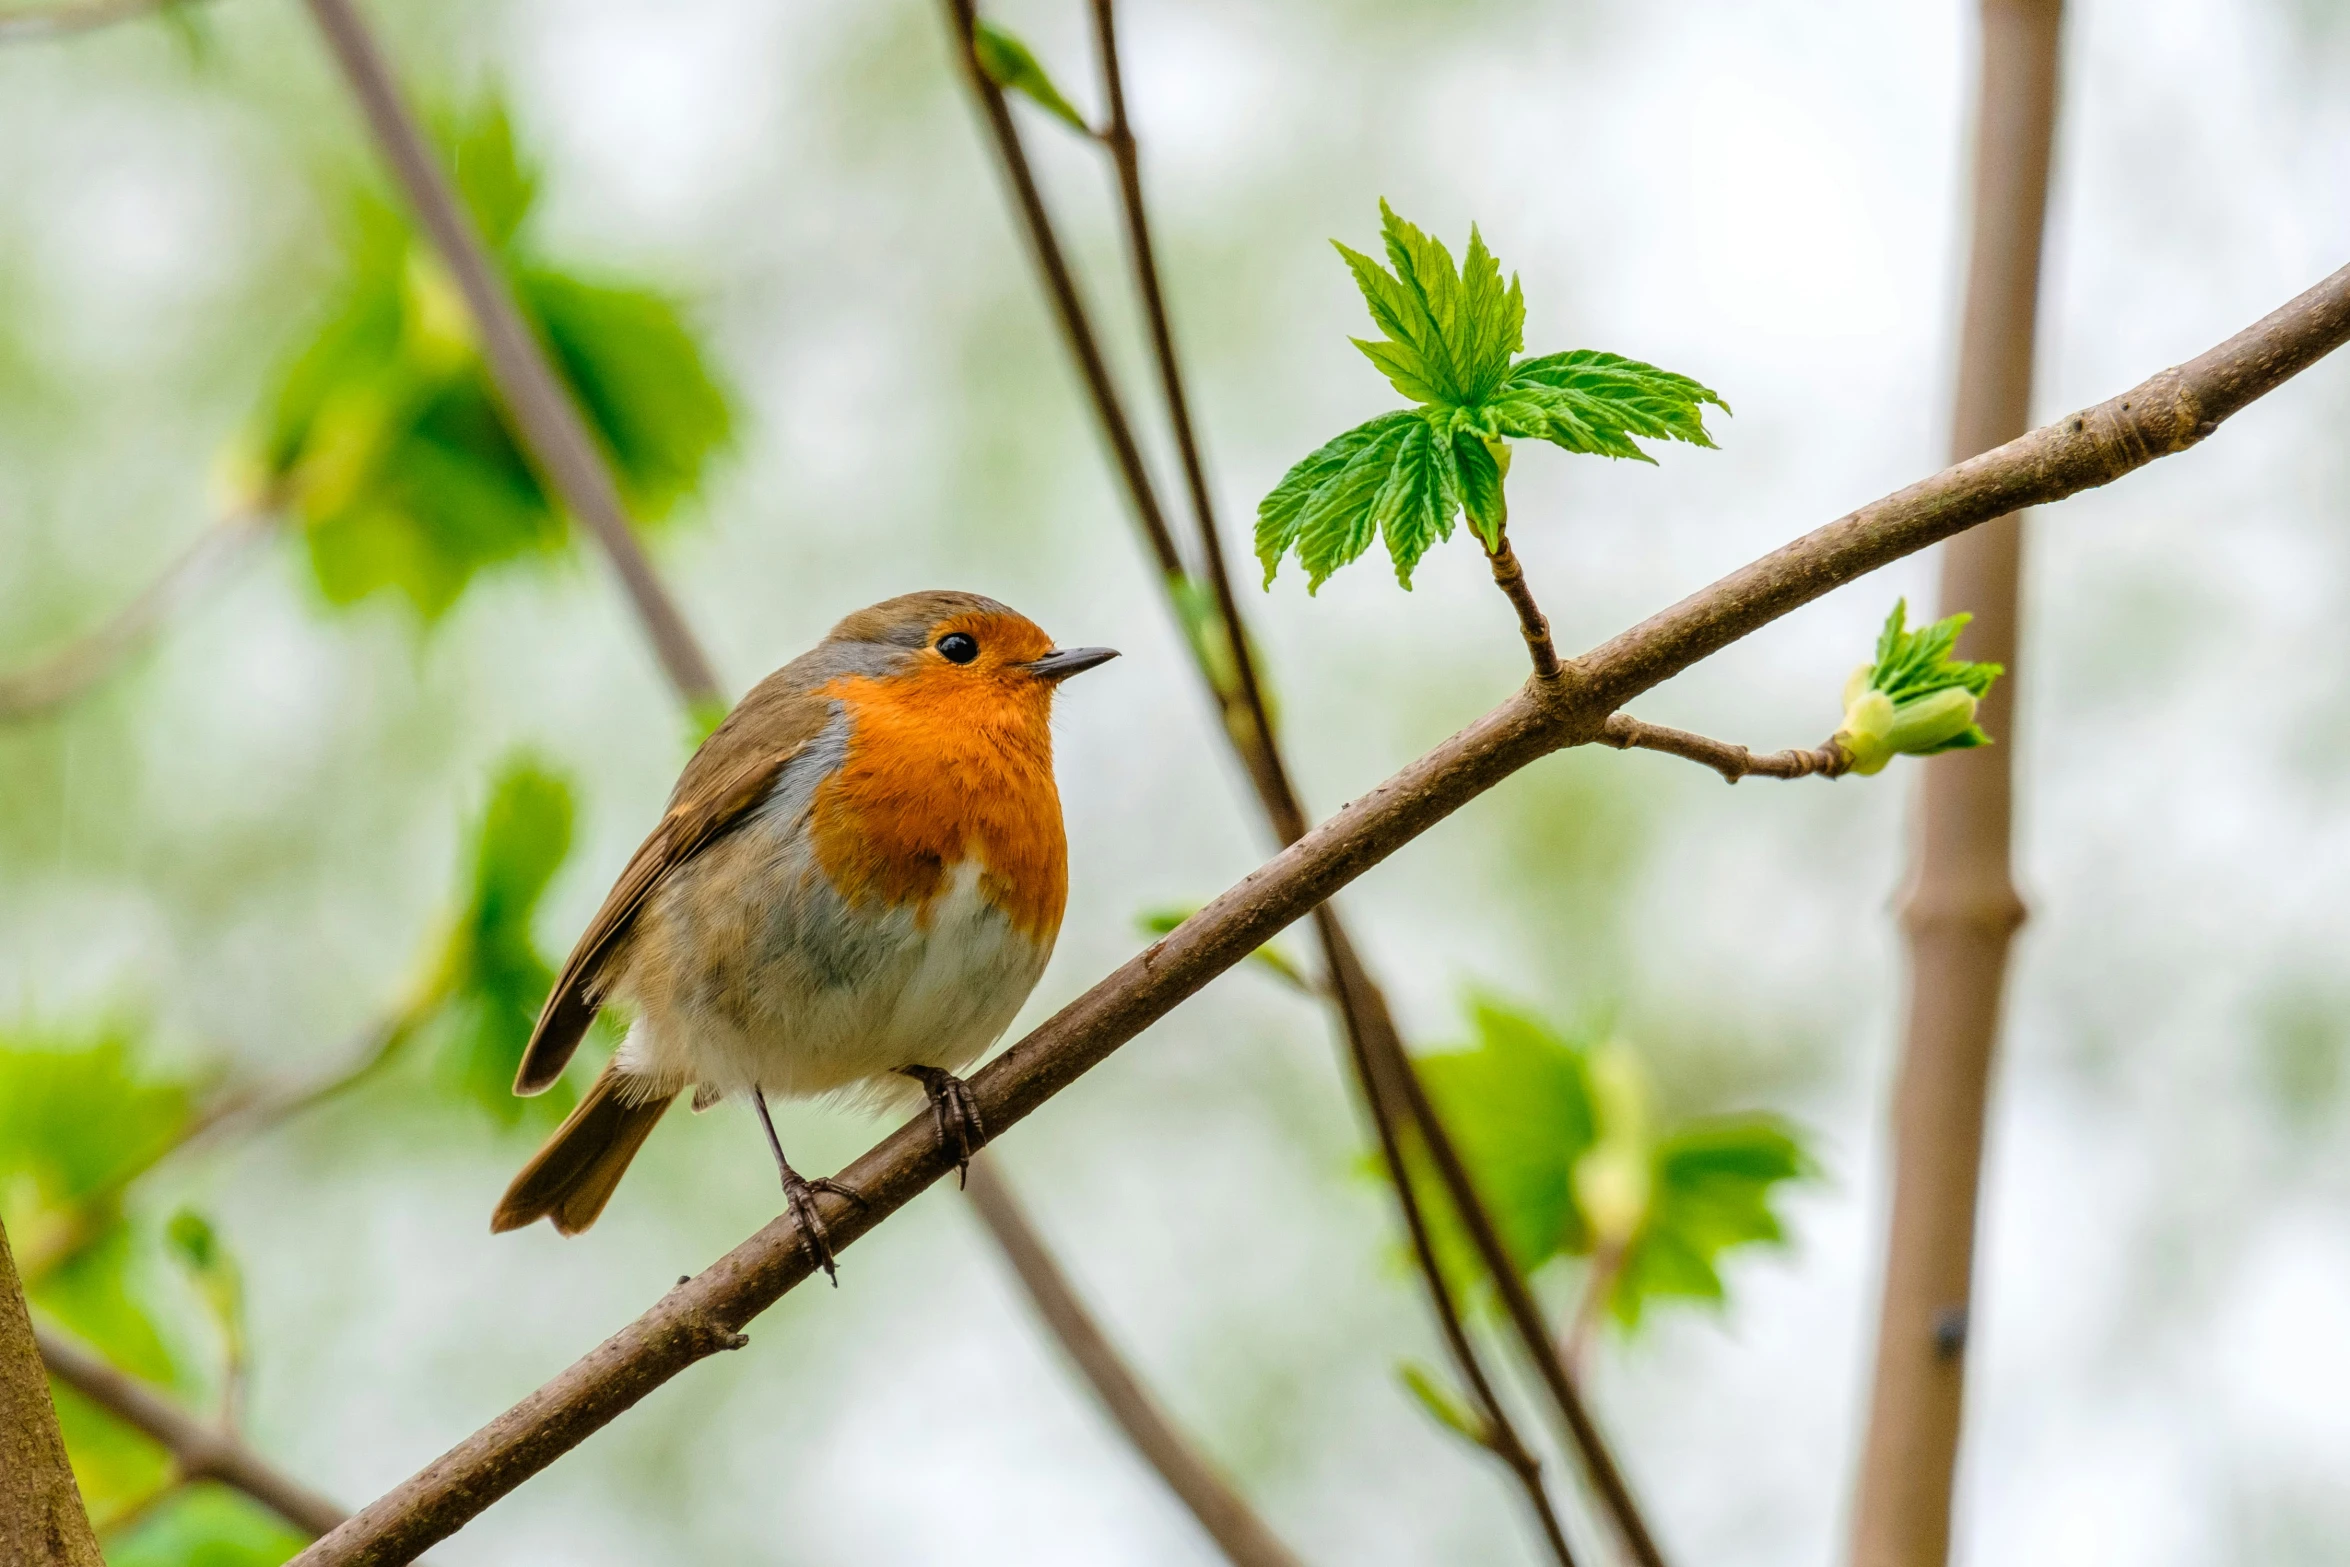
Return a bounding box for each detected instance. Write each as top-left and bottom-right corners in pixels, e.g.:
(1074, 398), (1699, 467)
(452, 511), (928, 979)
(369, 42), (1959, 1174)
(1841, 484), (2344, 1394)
(897, 1065), (987, 1187)
(751, 1087), (864, 1286)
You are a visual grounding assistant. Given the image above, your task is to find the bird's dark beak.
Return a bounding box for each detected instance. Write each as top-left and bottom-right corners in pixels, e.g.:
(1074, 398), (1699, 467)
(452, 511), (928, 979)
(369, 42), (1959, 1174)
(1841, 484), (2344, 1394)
(1023, 646), (1120, 683)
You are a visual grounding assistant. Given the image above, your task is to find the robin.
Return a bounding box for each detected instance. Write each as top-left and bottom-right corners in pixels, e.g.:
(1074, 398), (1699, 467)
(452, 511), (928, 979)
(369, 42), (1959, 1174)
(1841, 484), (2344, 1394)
(490, 590), (1117, 1278)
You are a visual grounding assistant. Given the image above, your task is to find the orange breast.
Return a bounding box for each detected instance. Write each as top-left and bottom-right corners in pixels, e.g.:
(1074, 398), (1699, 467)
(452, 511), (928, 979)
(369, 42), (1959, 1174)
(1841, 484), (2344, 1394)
(806, 664), (1067, 942)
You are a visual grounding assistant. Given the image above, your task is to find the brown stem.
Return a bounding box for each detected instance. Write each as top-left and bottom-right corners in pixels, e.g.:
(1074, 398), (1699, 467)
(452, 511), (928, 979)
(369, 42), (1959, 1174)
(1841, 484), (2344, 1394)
(939, 0), (1185, 582)
(0, 506), (278, 724)
(297, 0), (722, 710)
(1850, 5), (2061, 1565)
(961, 1159), (1312, 1567)
(1484, 532), (1562, 681)
(984, 4), (1590, 1550)
(0, 0), (206, 42)
(284, 259), (2350, 1567)
(36, 1322), (349, 1540)
(1, 1217), (105, 1567)
(1315, 911), (1579, 1567)
(1597, 714), (1850, 783)
(1086, 0), (1305, 842)
(1561, 1242), (1624, 1378)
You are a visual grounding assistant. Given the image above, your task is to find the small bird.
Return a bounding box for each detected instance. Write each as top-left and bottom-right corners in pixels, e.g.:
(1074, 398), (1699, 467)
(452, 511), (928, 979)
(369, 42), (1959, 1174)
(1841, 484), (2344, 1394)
(491, 590), (1116, 1276)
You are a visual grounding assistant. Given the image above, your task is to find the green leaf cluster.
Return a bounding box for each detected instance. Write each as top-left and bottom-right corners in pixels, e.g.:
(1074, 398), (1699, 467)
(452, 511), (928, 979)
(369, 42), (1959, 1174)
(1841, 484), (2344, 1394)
(1257, 202), (1725, 592)
(1834, 599), (2005, 774)
(255, 100), (733, 620)
(1406, 999), (1813, 1333)
(428, 755), (579, 1121)
(971, 19), (1090, 132)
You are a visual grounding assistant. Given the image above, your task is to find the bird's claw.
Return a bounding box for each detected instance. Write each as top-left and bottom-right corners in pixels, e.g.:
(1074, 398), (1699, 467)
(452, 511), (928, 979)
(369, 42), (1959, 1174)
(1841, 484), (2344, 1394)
(779, 1170), (861, 1285)
(899, 1066), (987, 1185)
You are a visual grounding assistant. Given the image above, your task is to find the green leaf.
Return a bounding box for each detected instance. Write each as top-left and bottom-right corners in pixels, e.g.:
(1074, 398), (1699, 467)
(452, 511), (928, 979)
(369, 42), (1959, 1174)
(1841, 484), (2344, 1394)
(1610, 1116), (1813, 1329)
(1494, 350), (1727, 462)
(1368, 417), (1460, 588)
(1450, 426), (1505, 551)
(1255, 411), (1416, 587)
(434, 757), (577, 1121)
(1334, 200), (1524, 407)
(108, 1484), (305, 1567)
(1834, 600), (2005, 771)
(972, 20), (1091, 133)
(1398, 1361), (1490, 1450)
(257, 96), (733, 623)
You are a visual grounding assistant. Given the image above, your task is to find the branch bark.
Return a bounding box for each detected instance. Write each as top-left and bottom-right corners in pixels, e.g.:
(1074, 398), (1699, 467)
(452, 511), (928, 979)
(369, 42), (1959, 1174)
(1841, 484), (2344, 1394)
(1, 1217), (105, 1567)
(296, 0), (722, 710)
(1850, 5), (2062, 1564)
(0, 506), (278, 724)
(283, 255), (2350, 1567)
(35, 1322), (349, 1540)
(961, 1159), (1313, 1567)
(973, 6), (1589, 1556)
(1597, 714), (1849, 783)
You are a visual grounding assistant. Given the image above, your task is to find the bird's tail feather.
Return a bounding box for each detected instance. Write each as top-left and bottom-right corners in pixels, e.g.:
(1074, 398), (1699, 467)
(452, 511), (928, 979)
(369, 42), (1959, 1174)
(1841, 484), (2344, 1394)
(492, 1067), (674, 1235)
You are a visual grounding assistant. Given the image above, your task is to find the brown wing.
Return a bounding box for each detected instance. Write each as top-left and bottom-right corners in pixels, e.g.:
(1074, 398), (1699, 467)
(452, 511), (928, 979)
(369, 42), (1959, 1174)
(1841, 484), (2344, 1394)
(512, 675), (837, 1095)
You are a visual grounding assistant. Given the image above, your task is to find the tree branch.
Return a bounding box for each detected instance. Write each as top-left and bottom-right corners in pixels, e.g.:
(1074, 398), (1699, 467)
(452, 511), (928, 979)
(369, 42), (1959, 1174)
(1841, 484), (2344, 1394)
(968, 5), (1590, 1555)
(2, 1217), (105, 1567)
(35, 1322), (349, 1541)
(1597, 714), (1850, 783)
(283, 249), (2350, 1567)
(1484, 532), (1563, 681)
(296, 0), (722, 710)
(1852, 4), (2061, 1563)
(0, 506), (278, 725)
(961, 1159), (1312, 1567)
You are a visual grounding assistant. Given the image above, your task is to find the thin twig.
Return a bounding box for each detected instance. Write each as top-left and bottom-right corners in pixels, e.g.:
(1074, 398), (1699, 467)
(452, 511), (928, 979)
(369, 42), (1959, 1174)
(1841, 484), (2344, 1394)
(962, 1158), (1310, 1567)
(283, 252), (2350, 1567)
(297, 0), (722, 710)
(0, 0), (203, 43)
(975, 5), (1584, 1554)
(1316, 911), (1579, 1567)
(1597, 714), (1849, 783)
(0, 506), (278, 724)
(36, 1321), (349, 1539)
(1484, 533), (1562, 681)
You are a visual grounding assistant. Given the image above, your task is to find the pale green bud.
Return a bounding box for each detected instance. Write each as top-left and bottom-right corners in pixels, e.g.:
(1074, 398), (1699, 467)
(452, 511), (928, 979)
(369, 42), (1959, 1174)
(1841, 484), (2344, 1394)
(1886, 687), (1980, 755)
(1842, 662), (1874, 714)
(402, 248), (477, 372)
(1572, 1045), (1655, 1246)
(1837, 688), (1897, 775)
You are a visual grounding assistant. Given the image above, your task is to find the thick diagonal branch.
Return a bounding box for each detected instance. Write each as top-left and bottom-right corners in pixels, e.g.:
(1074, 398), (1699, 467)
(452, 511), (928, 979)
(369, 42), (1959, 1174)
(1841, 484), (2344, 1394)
(36, 1323), (348, 1540)
(1, 1219), (104, 1567)
(284, 253), (2350, 1567)
(297, 0), (721, 710)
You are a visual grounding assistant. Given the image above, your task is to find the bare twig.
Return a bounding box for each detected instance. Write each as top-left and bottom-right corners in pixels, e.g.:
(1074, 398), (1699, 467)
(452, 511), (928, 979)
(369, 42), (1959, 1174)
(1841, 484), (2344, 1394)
(1484, 532), (1562, 681)
(962, 1159), (1312, 1567)
(0, 506), (278, 724)
(1851, 5), (2062, 1564)
(969, 5), (1587, 1554)
(36, 1321), (348, 1540)
(0, 0), (204, 43)
(282, 253), (2350, 1567)
(1597, 714), (1849, 783)
(296, 0), (722, 710)
(2, 1218), (105, 1566)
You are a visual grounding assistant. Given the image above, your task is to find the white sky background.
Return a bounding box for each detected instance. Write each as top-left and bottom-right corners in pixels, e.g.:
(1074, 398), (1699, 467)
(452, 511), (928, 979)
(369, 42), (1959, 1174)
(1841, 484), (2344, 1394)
(2, 0), (2348, 1563)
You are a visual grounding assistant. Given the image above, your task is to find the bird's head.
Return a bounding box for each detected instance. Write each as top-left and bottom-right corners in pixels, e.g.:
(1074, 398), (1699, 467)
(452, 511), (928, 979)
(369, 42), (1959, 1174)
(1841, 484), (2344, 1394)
(826, 591), (1119, 702)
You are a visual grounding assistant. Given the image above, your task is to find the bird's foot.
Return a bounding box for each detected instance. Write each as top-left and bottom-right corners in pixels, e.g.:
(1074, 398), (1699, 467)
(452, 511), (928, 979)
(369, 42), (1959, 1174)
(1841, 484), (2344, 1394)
(899, 1065), (987, 1186)
(777, 1168), (864, 1286)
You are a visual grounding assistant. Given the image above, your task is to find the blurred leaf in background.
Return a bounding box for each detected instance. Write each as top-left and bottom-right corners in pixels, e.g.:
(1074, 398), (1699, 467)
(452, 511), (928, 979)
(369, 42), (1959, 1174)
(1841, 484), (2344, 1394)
(0, 1024), (202, 1520)
(427, 754), (580, 1123)
(1405, 998), (1814, 1339)
(107, 1484), (304, 1567)
(252, 99), (733, 620)
(971, 19), (1091, 133)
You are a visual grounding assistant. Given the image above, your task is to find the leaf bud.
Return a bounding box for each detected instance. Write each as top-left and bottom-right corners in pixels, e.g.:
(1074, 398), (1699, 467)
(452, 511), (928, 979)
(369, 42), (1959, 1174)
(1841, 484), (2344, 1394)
(1836, 688), (1897, 775)
(1885, 687), (1980, 755)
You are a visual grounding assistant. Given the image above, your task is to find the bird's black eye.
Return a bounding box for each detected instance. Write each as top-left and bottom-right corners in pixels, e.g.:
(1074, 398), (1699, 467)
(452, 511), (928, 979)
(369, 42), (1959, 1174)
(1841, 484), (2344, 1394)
(936, 632), (980, 665)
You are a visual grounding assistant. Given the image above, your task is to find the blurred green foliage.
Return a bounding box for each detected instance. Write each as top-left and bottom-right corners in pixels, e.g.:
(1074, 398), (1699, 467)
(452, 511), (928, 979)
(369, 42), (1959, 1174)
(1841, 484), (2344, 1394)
(971, 19), (1090, 132)
(1408, 998), (1813, 1333)
(108, 1485), (305, 1567)
(426, 754), (581, 1122)
(252, 101), (733, 620)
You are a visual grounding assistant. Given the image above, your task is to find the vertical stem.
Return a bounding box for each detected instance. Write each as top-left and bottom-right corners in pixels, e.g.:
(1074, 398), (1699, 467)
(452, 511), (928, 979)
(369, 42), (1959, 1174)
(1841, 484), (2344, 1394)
(962, 1160), (1311, 1567)
(1483, 532), (1561, 681)
(1848, 4), (2060, 1565)
(298, 0), (724, 711)
(0, 1216), (106, 1567)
